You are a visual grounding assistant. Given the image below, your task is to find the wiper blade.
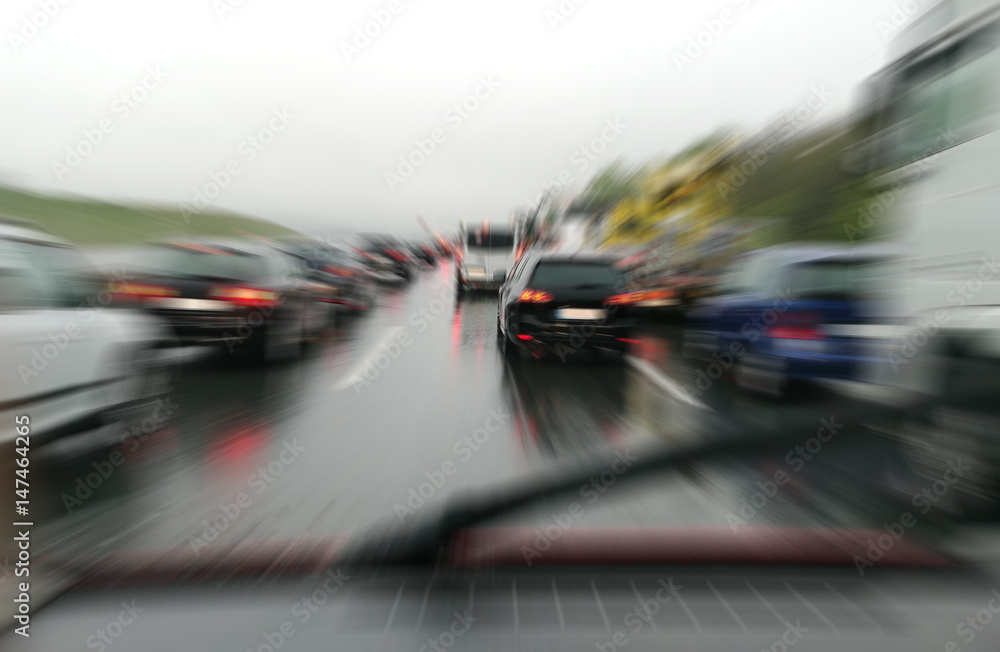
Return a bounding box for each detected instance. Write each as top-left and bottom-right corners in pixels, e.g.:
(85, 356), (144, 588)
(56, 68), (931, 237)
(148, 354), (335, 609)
(339, 393), (925, 567)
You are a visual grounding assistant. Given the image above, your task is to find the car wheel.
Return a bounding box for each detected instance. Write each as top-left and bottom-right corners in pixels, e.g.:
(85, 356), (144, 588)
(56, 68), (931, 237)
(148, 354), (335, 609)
(252, 316), (302, 363)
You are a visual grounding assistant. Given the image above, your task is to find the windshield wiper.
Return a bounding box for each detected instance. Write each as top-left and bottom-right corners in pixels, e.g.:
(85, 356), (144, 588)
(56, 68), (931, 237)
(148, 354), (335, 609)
(339, 393), (926, 567)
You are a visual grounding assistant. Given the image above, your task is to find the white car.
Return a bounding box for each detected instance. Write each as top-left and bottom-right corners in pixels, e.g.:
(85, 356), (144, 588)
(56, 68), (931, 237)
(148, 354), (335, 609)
(0, 220), (174, 449)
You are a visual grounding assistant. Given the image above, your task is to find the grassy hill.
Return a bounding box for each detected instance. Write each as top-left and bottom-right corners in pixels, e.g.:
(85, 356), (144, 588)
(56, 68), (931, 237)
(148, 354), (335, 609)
(0, 185), (301, 245)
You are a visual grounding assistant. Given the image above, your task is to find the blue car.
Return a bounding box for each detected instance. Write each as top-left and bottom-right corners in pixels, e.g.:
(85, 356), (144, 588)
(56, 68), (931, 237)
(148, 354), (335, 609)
(684, 244), (897, 396)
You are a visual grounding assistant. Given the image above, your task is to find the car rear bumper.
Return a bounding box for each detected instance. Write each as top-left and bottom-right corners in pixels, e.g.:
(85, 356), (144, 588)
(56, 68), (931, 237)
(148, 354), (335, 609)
(149, 307), (271, 344)
(463, 280), (503, 291)
(763, 339), (889, 381)
(510, 318), (638, 349)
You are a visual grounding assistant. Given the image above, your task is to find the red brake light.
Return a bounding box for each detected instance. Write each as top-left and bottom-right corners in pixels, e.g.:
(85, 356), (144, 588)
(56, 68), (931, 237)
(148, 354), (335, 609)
(112, 283), (179, 302)
(606, 292), (641, 305)
(386, 249), (408, 262)
(770, 313), (824, 340)
(519, 289), (553, 303)
(209, 286), (280, 308)
(325, 265), (353, 277)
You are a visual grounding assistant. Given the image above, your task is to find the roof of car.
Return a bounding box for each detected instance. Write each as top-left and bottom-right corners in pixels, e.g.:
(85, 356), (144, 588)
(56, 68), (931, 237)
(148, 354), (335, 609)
(746, 242), (902, 265)
(0, 216), (73, 247)
(149, 238), (279, 256)
(532, 251), (622, 264)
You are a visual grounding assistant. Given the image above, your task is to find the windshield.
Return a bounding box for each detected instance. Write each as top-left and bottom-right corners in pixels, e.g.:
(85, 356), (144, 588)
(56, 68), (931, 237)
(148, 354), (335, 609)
(785, 259), (892, 300)
(4, 2), (989, 649)
(528, 262), (619, 287)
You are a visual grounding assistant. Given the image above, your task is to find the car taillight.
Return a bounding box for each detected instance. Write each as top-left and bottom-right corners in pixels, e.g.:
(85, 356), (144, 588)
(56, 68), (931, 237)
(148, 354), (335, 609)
(209, 286), (280, 307)
(605, 292), (642, 305)
(770, 313), (824, 340)
(325, 265), (353, 277)
(386, 249), (408, 262)
(607, 289), (676, 305)
(112, 283), (179, 302)
(519, 289), (553, 303)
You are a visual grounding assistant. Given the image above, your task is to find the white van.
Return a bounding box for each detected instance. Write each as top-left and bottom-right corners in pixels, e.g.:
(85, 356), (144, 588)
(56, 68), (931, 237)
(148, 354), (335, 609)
(848, 0), (1000, 511)
(456, 223), (520, 294)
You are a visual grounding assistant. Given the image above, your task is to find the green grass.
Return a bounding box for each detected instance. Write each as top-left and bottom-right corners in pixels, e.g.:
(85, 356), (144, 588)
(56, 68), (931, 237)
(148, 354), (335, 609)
(0, 185), (301, 245)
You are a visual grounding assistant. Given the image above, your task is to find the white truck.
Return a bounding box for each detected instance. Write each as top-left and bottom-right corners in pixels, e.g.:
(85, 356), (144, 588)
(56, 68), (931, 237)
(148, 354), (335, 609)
(850, 0), (1000, 512)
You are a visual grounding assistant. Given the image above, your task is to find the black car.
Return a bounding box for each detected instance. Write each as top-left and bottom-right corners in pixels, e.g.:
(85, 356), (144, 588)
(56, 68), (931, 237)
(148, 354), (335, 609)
(314, 245), (378, 313)
(355, 235), (415, 283)
(407, 242), (438, 267)
(497, 252), (640, 360)
(279, 239), (377, 315)
(119, 240), (326, 361)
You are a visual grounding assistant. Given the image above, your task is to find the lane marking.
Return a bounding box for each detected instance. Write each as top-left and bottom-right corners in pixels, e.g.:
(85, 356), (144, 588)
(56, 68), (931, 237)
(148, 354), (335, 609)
(333, 325), (405, 390)
(624, 354), (710, 410)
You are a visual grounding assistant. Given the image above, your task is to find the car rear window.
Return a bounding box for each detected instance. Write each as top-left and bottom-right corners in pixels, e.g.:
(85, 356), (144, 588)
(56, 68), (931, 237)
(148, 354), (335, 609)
(466, 232), (515, 250)
(528, 262), (619, 288)
(785, 259), (889, 299)
(144, 245), (270, 281)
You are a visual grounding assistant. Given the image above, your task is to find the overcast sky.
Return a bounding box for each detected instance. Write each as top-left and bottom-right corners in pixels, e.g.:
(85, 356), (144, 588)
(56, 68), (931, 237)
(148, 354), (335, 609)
(0, 0), (917, 236)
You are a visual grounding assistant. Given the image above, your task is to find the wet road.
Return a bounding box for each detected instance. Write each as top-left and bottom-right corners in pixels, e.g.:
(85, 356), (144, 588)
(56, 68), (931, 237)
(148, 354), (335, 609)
(28, 262), (916, 563)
